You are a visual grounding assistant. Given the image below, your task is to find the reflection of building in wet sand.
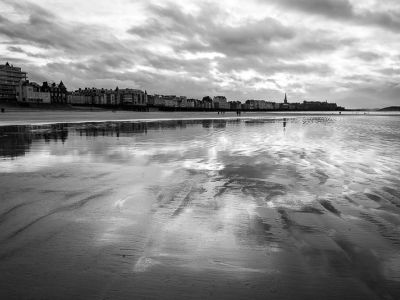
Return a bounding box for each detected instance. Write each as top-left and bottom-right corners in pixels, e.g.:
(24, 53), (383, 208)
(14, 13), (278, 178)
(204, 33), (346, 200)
(202, 119), (229, 128)
(0, 124), (68, 158)
(0, 120), (243, 158)
(0, 119), (247, 158)
(76, 122), (148, 138)
(75, 119), (236, 137)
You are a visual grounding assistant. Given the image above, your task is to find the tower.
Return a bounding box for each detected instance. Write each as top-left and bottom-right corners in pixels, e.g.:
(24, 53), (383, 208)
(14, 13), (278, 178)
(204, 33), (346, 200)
(284, 93), (287, 104)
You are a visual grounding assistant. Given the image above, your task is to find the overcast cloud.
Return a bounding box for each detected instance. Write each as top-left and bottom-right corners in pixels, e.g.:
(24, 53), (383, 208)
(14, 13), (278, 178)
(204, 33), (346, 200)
(1, 0), (399, 108)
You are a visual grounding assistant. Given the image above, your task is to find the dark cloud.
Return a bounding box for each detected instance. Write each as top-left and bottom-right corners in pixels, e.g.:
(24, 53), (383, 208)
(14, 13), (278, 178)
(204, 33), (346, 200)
(7, 46), (47, 58)
(376, 67), (400, 76)
(0, 1), (127, 55)
(4, 0), (55, 19)
(264, 0), (400, 32)
(128, 2), (219, 40)
(353, 51), (382, 62)
(128, 3), (296, 58)
(208, 18), (295, 56)
(0, 57), (32, 65)
(271, 0), (354, 19)
(216, 56), (333, 76)
(361, 10), (400, 32)
(7, 46), (25, 53)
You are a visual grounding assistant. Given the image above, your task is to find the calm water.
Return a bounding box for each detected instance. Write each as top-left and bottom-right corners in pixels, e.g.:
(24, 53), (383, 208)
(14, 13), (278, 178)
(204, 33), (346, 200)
(1, 116), (400, 299)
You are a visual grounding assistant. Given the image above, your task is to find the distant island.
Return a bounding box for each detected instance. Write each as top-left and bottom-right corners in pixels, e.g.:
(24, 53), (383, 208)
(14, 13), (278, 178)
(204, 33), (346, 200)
(379, 106), (400, 111)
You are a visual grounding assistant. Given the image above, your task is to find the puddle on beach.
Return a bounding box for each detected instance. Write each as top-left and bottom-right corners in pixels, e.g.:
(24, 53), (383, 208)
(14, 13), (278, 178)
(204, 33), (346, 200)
(1, 116), (400, 299)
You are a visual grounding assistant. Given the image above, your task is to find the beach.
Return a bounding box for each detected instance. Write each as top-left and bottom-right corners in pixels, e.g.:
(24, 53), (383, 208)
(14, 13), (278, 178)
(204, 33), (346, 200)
(1, 114), (400, 299)
(0, 106), (396, 126)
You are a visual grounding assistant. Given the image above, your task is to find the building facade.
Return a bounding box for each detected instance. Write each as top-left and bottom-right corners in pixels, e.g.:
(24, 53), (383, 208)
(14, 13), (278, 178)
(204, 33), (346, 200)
(17, 81), (51, 104)
(118, 89), (147, 106)
(41, 81), (68, 104)
(0, 62), (27, 102)
(213, 96), (229, 110)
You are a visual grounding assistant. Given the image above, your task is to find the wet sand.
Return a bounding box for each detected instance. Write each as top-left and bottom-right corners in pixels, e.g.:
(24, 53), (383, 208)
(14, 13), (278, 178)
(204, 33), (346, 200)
(0, 108), (397, 126)
(0, 116), (400, 299)
(0, 109), (243, 126)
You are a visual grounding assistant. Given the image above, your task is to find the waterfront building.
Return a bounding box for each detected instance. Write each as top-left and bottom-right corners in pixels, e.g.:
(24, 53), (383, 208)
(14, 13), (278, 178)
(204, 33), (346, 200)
(191, 99), (203, 109)
(41, 81), (68, 104)
(202, 96), (213, 109)
(258, 100), (267, 110)
(177, 96), (188, 108)
(213, 96), (229, 110)
(68, 91), (91, 105)
(186, 98), (195, 108)
(302, 100), (338, 111)
(147, 95), (155, 106)
(265, 101), (275, 110)
(150, 94), (186, 107)
(150, 94), (166, 107)
(162, 95), (178, 107)
(0, 62), (27, 102)
(17, 81), (51, 104)
(105, 89), (116, 105)
(118, 89), (147, 106)
(245, 99), (266, 110)
(229, 101), (241, 110)
(93, 89), (104, 105)
(242, 101), (250, 110)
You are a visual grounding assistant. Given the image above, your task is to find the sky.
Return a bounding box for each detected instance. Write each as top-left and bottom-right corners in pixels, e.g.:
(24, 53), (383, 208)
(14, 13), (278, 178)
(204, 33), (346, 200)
(1, 0), (400, 108)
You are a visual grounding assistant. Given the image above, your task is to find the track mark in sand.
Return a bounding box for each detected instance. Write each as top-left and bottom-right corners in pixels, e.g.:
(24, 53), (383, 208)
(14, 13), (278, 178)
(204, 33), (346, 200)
(0, 200), (41, 225)
(277, 208), (294, 229)
(0, 229), (61, 261)
(360, 213), (400, 246)
(333, 237), (394, 300)
(1, 189), (113, 243)
(365, 193), (382, 203)
(86, 172), (110, 180)
(296, 205), (324, 215)
(172, 184), (195, 217)
(380, 187), (400, 208)
(277, 208), (320, 234)
(382, 186), (400, 199)
(344, 195), (359, 206)
(63, 190), (86, 199)
(319, 199), (341, 216)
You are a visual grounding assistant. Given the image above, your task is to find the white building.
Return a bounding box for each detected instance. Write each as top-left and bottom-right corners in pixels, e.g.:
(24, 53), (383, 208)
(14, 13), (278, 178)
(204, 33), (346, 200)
(17, 81), (50, 104)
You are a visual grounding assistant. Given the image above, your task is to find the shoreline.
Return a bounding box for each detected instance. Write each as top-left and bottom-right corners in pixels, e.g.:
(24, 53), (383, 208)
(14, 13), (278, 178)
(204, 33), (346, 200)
(0, 109), (399, 127)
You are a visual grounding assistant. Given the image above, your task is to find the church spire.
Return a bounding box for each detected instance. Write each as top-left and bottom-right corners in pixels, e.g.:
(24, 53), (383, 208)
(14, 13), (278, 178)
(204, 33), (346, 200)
(284, 93), (287, 104)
